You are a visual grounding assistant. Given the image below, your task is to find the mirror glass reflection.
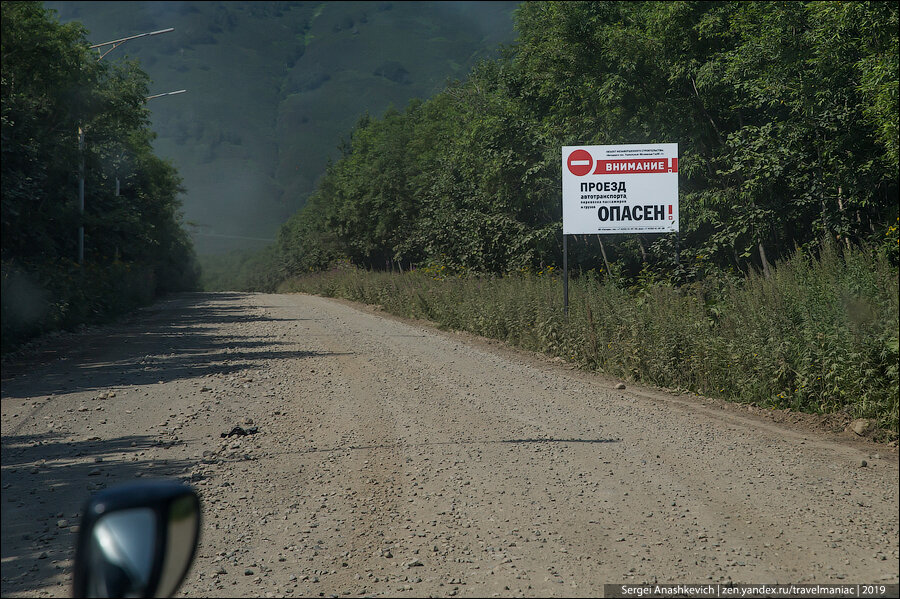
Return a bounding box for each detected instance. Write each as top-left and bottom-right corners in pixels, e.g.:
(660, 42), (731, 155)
(156, 496), (199, 597)
(87, 507), (156, 598)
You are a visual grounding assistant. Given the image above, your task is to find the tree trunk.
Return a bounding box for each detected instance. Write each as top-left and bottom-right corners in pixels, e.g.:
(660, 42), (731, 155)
(836, 187), (851, 249)
(758, 241), (771, 279)
(598, 239), (612, 275)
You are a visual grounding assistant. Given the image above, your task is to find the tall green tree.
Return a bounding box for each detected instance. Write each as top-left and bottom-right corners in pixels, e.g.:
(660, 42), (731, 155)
(260, 1), (898, 284)
(2, 1), (197, 347)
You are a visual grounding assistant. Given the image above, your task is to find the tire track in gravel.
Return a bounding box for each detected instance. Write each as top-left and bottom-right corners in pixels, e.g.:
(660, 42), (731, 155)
(2, 292), (897, 599)
(239, 293), (898, 596)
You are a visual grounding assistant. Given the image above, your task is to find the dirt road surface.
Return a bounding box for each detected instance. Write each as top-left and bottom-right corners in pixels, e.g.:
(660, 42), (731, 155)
(2, 292), (898, 598)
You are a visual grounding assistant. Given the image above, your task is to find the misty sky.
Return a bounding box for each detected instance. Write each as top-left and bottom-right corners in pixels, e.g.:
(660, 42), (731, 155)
(45, 1), (520, 255)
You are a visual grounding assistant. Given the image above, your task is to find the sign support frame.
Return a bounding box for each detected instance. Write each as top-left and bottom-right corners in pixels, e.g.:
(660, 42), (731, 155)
(563, 234), (569, 315)
(561, 143), (680, 314)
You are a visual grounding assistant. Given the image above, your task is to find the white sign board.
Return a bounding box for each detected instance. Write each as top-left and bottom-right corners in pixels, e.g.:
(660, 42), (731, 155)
(562, 144), (679, 234)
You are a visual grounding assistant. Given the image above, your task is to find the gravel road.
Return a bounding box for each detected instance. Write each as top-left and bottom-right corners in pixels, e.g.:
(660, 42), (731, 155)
(2, 292), (898, 598)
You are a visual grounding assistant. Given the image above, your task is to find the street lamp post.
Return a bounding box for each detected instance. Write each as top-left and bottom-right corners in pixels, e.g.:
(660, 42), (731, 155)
(77, 27), (174, 265)
(112, 90), (187, 198)
(145, 89), (187, 101)
(89, 28), (174, 59)
(78, 126), (85, 263)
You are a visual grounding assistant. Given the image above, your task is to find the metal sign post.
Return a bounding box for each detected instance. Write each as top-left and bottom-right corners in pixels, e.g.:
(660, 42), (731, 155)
(563, 234), (569, 315)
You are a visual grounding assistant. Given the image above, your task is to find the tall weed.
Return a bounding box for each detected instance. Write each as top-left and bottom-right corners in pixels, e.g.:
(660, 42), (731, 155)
(2, 260), (158, 353)
(280, 247), (899, 435)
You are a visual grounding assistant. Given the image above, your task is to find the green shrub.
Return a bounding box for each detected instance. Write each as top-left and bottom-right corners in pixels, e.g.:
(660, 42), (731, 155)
(281, 246), (898, 436)
(2, 260), (158, 353)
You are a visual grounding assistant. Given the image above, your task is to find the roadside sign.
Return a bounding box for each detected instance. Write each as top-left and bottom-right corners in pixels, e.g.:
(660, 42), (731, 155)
(562, 144), (679, 234)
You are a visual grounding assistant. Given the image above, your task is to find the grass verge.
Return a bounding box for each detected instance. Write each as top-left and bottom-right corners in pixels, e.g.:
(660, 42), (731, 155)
(280, 245), (899, 439)
(2, 260), (158, 354)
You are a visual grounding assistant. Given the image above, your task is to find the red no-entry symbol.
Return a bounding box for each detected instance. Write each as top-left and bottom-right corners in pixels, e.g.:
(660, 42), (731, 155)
(567, 149), (593, 176)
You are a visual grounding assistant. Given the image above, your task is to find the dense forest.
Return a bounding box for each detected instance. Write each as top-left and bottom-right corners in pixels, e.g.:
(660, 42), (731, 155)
(1, 2), (198, 350)
(205, 0), (897, 291)
(4, 1), (896, 430)
(264, 1), (899, 435)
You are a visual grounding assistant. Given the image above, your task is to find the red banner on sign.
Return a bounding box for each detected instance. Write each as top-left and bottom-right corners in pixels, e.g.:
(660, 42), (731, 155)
(593, 158), (678, 175)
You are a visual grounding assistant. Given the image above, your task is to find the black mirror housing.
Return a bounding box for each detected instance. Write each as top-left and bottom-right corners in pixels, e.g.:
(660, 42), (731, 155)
(73, 481), (201, 598)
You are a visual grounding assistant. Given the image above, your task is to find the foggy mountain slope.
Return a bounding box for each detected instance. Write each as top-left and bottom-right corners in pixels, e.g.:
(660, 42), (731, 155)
(44, 1), (519, 254)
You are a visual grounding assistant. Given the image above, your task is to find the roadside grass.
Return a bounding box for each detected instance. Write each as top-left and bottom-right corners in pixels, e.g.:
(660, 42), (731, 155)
(2, 260), (159, 354)
(280, 246), (899, 438)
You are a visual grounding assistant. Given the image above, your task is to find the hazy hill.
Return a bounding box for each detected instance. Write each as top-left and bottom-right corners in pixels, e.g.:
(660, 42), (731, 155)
(44, 1), (519, 254)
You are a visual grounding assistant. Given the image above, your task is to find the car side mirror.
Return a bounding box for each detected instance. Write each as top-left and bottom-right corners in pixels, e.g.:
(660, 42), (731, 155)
(72, 481), (201, 598)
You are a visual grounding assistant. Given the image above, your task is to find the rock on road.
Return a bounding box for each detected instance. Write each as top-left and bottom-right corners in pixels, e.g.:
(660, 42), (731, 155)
(2, 292), (898, 598)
